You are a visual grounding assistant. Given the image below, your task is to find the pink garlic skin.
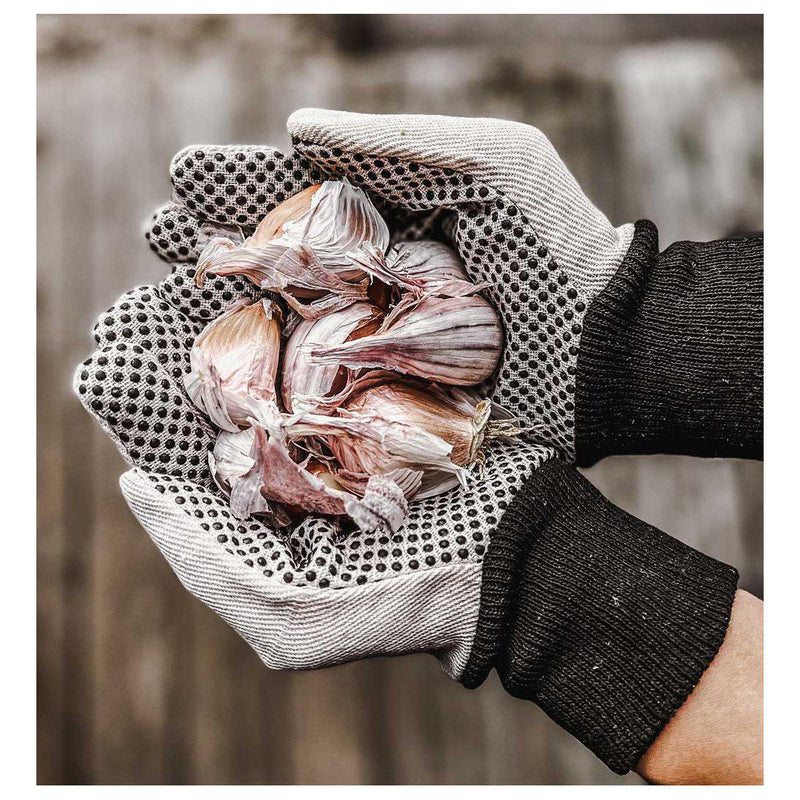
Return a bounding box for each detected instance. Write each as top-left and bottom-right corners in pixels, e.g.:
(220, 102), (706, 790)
(310, 294), (504, 386)
(196, 180), (389, 293)
(341, 381), (480, 467)
(187, 298), (281, 430)
(252, 427), (350, 516)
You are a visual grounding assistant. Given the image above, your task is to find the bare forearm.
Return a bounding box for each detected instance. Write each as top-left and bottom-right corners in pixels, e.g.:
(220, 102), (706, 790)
(636, 589), (763, 784)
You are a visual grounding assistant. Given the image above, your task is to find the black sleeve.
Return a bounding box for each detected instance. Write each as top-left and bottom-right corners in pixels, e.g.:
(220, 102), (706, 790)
(574, 220), (763, 466)
(460, 459), (738, 775)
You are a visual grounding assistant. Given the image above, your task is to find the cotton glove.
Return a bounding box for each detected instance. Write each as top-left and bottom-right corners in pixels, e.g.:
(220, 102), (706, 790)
(76, 142), (738, 775)
(286, 109), (765, 465)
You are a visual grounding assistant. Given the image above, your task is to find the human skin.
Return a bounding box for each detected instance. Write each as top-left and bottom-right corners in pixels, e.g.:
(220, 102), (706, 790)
(636, 590), (763, 784)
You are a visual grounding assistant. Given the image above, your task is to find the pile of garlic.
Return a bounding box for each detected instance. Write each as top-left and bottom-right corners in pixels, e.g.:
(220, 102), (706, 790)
(186, 180), (511, 534)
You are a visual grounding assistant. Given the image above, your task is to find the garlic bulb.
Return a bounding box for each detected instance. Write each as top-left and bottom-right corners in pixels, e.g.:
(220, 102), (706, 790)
(309, 294), (503, 386)
(184, 298), (281, 432)
(342, 380), (492, 466)
(281, 303), (382, 412)
(195, 180), (389, 298)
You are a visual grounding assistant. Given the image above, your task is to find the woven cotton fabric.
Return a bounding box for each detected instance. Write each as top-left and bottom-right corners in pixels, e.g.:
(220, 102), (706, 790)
(120, 468), (486, 677)
(287, 109), (634, 299)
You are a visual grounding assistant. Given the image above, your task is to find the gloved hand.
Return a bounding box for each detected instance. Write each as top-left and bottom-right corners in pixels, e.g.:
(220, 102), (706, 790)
(76, 139), (738, 775)
(76, 142), (553, 675)
(285, 109), (763, 464)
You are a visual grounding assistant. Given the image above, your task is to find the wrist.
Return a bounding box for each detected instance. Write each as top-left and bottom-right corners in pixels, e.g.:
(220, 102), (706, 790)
(636, 590), (763, 785)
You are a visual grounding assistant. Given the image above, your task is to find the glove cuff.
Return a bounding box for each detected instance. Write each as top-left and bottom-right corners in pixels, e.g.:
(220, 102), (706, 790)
(574, 220), (763, 465)
(460, 459), (738, 774)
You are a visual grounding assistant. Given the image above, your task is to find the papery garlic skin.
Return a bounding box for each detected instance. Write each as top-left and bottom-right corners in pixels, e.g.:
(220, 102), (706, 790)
(215, 422), (410, 534)
(349, 240), (486, 298)
(309, 294), (503, 386)
(344, 475), (409, 537)
(210, 428), (289, 524)
(185, 298), (281, 432)
(285, 408), (467, 499)
(334, 466), (423, 501)
(343, 381), (491, 466)
(196, 180), (389, 295)
(281, 303), (382, 412)
(252, 184), (322, 243)
(251, 426), (351, 517)
(272, 180), (389, 276)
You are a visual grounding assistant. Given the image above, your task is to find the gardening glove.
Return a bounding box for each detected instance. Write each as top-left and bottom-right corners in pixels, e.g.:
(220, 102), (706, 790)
(76, 144), (738, 775)
(286, 109), (763, 463)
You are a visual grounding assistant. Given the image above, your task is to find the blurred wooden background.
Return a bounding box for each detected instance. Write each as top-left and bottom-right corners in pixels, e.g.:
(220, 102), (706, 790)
(37, 15), (763, 785)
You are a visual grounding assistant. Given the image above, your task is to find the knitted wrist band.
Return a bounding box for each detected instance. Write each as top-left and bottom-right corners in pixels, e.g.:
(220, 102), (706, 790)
(574, 220), (763, 466)
(461, 459), (739, 774)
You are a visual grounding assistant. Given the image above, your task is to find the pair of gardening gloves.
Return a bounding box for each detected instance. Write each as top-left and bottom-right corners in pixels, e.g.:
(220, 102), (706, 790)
(76, 109), (752, 774)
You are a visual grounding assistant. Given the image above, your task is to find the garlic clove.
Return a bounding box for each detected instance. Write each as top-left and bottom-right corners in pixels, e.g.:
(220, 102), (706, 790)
(309, 294), (504, 386)
(274, 180), (389, 275)
(283, 407), (467, 497)
(250, 184), (322, 244)
(281, 302), (382, 412)
(185, 298), (282, 432)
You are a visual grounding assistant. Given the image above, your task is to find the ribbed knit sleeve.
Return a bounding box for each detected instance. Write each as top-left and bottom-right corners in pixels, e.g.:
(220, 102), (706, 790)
(574, 221), (763, 466)
(460, 459), (738, 775)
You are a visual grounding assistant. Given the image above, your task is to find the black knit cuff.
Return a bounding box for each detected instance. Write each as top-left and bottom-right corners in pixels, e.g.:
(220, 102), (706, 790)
(575, 220), (763, 466)
(461, 459), (738, 774)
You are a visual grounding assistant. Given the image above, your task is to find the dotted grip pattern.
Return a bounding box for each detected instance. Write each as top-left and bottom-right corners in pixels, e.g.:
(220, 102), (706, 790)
(75, 147), (554, 600)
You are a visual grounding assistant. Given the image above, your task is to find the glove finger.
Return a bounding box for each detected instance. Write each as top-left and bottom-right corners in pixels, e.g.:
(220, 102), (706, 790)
(75, 285), (215, 484)
(144, 202), (244, 264)
(293, 138), (500, 215)
(289, 108), (633, 288)
(169, 145), (325, 228)
(160, 258), (261, 325)
(289, 107), (507, 213)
